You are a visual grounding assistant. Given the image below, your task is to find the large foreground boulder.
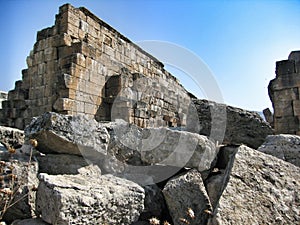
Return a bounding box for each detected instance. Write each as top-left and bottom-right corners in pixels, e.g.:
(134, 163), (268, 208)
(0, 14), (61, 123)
(25, 112), (110, 156)
(192, 99), (273, 149)
(36, 173), (145, 225)
(258, 134), (300, 167)
(163, 169), (212, 225)
(207, 145), (300, 225)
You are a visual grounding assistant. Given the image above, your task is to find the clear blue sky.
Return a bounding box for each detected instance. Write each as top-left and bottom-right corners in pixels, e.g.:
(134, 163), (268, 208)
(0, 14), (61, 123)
(1, 0), (300, 111)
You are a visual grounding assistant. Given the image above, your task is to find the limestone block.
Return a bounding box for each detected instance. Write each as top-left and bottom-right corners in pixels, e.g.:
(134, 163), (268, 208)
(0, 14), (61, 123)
(34, 51), (45, 65)
(274, 116), (298, 134)
(163, 169), (212, 225)
(258, 134), (300, 167)
(274, 100), (293, 117)
(53, 33), (72, 47)
(58, 46), (72, 59)
(53, 98), (74, 112)
(86, 15), (100, 32)
(84, 81), (100, 96)
(37, 63), (46, 75)
(192, 99), (273, 149)
(44, 47), (57, 62)
(273, 88), (299, 101)
(59, 10), (80, 28)
(79, 19), (89, 32)
(36, 173), (144, 225)
(84, 102), (96, 114)
(73, 53), (86, 67)
(25, 112), (110, 155)
(207, 145), (300, 225)
(288, 50), (300, 63)
(293, 100), (300, 116)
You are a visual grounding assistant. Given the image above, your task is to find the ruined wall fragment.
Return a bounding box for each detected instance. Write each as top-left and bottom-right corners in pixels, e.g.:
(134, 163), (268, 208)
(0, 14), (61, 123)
(268, 51), (300, 134)
(1, 4), (191, 129)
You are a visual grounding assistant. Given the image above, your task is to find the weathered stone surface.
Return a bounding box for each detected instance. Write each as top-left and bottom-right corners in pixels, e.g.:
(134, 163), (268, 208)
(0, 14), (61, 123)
(36, 153), (101, 175)
(25, 112), (109, 156)
(140, 127), (218, 171)
(268, 51), (300, 134)
(163, 169), (212, 225)
(1, 3), (191, 130)
(0, 126), (24, 149)
(11, 218), (49, 225)
(258, 134), (300, 167)
(26, 113), (218, 181)
(263, 107), (274, 127)
(208, 145), (300, 225)
(36, 173), (145, 225)
(0, 148), (38, 223)
(192, 99), (273, 149)
(0, 91), (7, 110)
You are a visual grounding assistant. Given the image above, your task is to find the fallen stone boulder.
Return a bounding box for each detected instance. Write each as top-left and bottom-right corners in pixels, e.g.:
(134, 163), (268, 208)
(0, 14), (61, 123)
(26, 113), (219, 181)
(0, 126), (24, 149)
(258, 134), (300, 167)
(36, 173), (145, 225)
(36, 153), (101, 175)
(25, 112), (110, 156)
(191, 99), (273, 149)
(207, 145), (300, 225)
(163, 169), (213, 225)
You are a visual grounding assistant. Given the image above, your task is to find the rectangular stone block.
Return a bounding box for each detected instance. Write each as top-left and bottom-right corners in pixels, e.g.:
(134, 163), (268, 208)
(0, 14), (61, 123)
(274, 116), (298, 134)
(53, 98), (74, 112)
(84, 102), (96, 114)
(274, 100), (293, 117)
(293, 100), (300, 116)
(58, 46), (73, 59)
(276, 60), (296, 76)
(44, 47), (57, 62)
(85, 81), (102, 96)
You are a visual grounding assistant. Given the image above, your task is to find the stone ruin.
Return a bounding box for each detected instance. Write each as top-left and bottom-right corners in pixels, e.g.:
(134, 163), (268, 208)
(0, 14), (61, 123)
(0, 92), (7, 110)
(0, 4), (299, 225)
(268, 51), (300, 135)
(0, 4), (191, 130)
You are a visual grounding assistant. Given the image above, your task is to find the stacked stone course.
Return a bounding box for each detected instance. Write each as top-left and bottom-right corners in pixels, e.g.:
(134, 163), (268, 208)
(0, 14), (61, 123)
(0, 4), (191, 129)
(268, 51), (300, 134)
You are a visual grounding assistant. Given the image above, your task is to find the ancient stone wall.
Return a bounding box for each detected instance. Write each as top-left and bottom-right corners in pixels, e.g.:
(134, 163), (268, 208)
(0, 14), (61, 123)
(0, 4), (191, 129)
(268, 51), (300, 134)
(0, 91), (7, 110)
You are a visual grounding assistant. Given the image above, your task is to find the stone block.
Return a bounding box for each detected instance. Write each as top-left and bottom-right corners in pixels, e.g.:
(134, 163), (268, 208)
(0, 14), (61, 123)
(293, 100), (300, 116)
(84, 102), (96, 114)
(73, 53), (86, 67)
(274, 100), (293, 117)
(85, 81), (102, 96)
(273, 88), (299, 101)
(53, 98), (74, 112)
(44, 47), (57, 62)
(33, 51), (44, 65)
(276, 60), (296, 76)
(288, 50), (300, 63)
(274, 116), (298, 134)
(58, 46), (73, 59)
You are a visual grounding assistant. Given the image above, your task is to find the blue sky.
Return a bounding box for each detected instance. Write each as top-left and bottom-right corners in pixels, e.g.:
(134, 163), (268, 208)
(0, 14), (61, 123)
(1, 0), (300, 111)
